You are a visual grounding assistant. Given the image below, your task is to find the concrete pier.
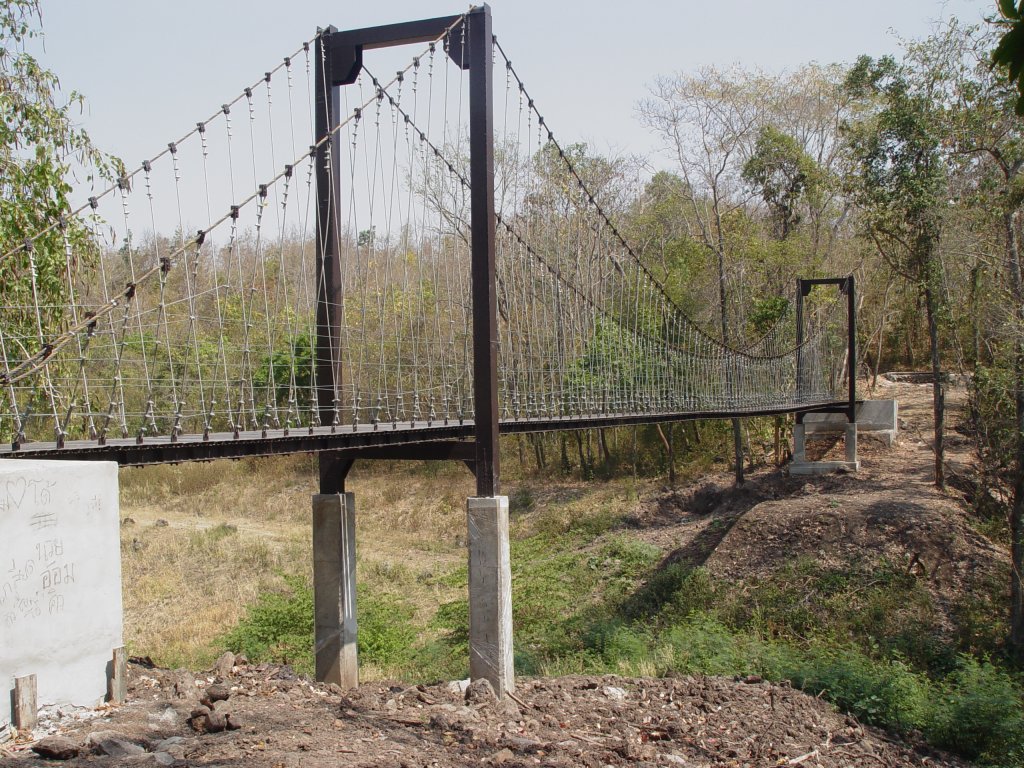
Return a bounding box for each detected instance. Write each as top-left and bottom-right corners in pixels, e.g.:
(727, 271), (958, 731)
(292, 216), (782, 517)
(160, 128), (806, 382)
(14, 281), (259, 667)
(467, 496), (514, 697)
(790, 418), (860, 475)
(312, 492), (358, 689)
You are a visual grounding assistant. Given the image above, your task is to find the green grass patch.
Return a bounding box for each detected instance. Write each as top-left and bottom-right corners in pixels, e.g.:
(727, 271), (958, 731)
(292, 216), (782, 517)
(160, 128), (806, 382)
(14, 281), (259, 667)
(222, 574), (419, 677)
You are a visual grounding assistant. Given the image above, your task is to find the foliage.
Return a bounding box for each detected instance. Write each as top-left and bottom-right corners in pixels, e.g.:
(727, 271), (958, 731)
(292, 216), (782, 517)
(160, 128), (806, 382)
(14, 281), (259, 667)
(925, 656), (1024, 763)
(252, 331), (314, 421)
(742, 125), (822, 239)
(221, 574), (315, 674)
(747, 295), (791, 337)
(843, 55), (947, 245)
(0, 0), (120, 349)
(993, 0), (1024, 114)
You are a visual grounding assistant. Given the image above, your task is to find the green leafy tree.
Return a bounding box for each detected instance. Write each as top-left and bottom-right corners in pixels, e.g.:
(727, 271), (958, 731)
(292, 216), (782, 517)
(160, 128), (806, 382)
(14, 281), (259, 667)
(844, 54), (950, 489)
(960, 12), (1024, 657)
(742, 125), (822, 241)
(0, 1), (119, 363)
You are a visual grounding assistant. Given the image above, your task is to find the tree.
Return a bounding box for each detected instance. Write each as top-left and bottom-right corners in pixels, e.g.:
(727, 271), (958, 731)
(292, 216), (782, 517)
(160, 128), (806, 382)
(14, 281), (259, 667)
(0, 1), (118, 367)
(742, 125), (822, 241)
(843, 54), (950, 489)
(639, 67), (775, 484)
(960, 11), (1024, 657)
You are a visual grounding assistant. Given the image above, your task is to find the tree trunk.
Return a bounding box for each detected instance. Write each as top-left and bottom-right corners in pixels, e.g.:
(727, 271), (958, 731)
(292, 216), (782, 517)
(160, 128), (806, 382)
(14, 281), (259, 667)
(716, 247), (745, 485)
(1004, 210), (1024, 656)
(656, 424), (675, 486)
(924, 283), (944, 490)
(873, 280), (892, 391)
(574, 431), (587, 476)
(632, 426), (638, 481)
(969, 264), (981, 368)
(532, 433), (546, 471)
(598, 428), (612, 469)
(731, 419), (745, 484)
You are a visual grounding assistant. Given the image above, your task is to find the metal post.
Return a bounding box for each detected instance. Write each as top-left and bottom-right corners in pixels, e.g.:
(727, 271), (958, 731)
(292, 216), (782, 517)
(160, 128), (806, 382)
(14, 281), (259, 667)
(467, 5), (499, 497)
(315, 28), (344, 447)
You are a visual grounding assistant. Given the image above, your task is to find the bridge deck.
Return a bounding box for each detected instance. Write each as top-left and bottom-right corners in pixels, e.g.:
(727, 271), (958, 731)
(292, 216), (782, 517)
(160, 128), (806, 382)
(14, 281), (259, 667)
(0, 401), (853, 466)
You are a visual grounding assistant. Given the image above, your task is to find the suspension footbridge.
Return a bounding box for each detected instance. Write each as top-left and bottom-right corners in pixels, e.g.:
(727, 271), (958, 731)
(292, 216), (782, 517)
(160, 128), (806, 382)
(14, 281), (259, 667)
(0, 6), (857, 694)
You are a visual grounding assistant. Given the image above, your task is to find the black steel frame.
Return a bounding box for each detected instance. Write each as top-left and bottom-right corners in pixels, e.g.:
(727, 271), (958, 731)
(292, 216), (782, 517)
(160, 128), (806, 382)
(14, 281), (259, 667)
(313, 6), (499, 496)
(795, 276), (857, 424)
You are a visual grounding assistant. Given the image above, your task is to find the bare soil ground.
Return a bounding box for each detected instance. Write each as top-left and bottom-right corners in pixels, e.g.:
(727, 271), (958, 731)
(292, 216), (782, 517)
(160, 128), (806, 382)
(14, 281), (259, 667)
(0, 380), (993, 767)
(625, 380), (1005, 635)
(0, 656), (970, 767)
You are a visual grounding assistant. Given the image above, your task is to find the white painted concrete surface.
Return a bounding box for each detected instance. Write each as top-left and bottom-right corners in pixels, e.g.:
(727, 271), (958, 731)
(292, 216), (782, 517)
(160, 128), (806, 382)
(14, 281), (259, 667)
(0, 460), (122, 731)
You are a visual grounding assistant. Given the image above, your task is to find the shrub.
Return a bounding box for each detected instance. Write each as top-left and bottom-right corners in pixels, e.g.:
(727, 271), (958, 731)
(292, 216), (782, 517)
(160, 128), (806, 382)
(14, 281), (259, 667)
(222, 574), (314, 674)
(925, 657), (1024, 765)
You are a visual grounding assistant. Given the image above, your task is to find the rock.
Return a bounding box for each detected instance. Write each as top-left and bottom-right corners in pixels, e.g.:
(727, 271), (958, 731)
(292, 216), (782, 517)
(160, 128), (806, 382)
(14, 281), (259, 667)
(428, 704), (480, 730)
(188, 705), (215, 733)
(225, 712), (243, 731)
(447, 678), (470, 695)
(121, 517), (136, 527)
(272, 664), (297, 680)
(494, 698), (521, 719)
(465, 677), (497, 705)
(170, 669), (198, 700)
(120, 755), (176, 767)
(212, 652), (235, 678)
(151, 736), (188, 760)
(87, 730), (146, 758)
(190, 709), (228, 734)
(491, 747), (515, 764)
(154, 518), (169, 527)
(200, 683), (230, 707)
(151, 736), (184, 751)
(31, 736), (79, 760)
(147, 704), (179, 726)
(504, 735), (544, 753)
(602, 685), (627, 700)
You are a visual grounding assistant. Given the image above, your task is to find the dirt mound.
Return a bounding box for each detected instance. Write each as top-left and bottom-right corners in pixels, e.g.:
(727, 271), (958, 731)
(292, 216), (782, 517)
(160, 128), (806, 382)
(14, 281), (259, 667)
(627, 382), (1006, 635)
(0, 660), (968, 767)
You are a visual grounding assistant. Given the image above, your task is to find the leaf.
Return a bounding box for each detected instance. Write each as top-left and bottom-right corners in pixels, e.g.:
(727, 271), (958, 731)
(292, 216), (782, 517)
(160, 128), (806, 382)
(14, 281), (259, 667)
(999, 0), (1023, 21)
(993, 24), (1024, 81)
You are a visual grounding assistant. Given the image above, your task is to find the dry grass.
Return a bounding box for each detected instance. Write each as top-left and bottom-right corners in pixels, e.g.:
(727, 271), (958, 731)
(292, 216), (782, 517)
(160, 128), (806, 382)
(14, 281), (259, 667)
(119, 455), (480, 673)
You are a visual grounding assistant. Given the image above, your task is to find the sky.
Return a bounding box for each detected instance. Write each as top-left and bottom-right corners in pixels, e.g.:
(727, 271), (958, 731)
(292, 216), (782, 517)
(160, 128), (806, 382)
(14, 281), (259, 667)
(29, 0), (990, 216)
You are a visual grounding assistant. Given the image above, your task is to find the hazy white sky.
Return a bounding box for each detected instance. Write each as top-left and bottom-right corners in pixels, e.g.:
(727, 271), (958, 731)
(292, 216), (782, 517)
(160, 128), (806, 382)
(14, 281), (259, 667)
(33, 0), (989, 198)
